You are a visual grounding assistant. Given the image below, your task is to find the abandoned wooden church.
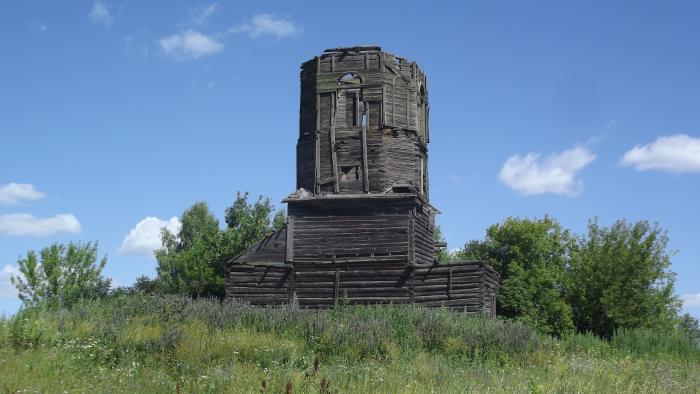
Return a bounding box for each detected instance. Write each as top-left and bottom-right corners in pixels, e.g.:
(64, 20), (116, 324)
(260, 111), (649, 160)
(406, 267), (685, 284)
(226, 46), (499, 314)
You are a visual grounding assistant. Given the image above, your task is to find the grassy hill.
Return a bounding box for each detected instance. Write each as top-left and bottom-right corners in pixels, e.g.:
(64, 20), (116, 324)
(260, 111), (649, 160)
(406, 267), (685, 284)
(1, 295), (698, 393)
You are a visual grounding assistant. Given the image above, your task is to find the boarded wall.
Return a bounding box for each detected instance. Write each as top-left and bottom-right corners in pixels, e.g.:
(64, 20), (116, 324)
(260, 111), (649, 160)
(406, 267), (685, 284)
(227, 261), (499, 315)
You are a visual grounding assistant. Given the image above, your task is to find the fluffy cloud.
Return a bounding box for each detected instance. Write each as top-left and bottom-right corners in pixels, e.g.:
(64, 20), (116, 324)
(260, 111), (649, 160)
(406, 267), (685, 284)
(229, 14), (301, 38)
(0, 265), (21, 299)
(119, 216), (181, 256)
(682, 293), (700, 308)
(89, 1), (114, 26)
(0, 213), (81, 236)
(621, 134), (700, 173)
(499, 146), (596, 196)
(0, 183), (45, 205)
(159, 30), (223, 59)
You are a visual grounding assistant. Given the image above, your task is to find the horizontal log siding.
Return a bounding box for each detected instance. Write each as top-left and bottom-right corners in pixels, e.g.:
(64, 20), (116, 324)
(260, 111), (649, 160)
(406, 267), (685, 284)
(292, 214), (410, 261)
(413, 204), (435, 265)
(318, 52), (380, 74)
(226, 264), (291, 306)
(381, 131), (423, 191)
(294, 261), (410, 308)
(227, 261), (499, 314)
(413, 263), (496, 313)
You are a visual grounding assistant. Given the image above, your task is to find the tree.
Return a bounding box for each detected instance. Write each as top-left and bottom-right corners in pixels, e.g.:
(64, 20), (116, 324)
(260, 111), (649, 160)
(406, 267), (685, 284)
(568, 219), (680, 338)
(156, 202), (226, 297)
(11, 242), (110, 308)
(433, 226), (450, 263)
(223, 192), (286, 259)
(456, 217), (575, 337)
(155, 193), (286, 298)
(678, 313), (700, 347)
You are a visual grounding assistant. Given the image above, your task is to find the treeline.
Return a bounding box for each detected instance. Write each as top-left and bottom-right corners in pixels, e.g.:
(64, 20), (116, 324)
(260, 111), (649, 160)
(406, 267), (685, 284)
(9, 193), (700, 345)
(438, 217), (693, 339)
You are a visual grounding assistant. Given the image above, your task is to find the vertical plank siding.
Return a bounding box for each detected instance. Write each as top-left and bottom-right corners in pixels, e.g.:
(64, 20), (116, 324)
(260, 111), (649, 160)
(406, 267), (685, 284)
(226, 46), (499, 315)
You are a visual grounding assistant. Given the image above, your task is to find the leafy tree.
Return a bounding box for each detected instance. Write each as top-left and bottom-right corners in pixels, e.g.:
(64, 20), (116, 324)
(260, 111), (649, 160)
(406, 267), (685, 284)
(155, 193), (285, 298)
(568, 219), (680, 338)
(131, 275), (161, 294)
(156, 202), (226, 297)
(433, 225), (450, 263)
(223, 192), (286, 259)
(456, 217), (575, 337)
(11, 242), (110, 307)
(678, 313), (700, 347)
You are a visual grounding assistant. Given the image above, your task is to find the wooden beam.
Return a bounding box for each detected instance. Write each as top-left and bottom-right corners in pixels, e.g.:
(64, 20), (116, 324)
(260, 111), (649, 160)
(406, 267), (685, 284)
(407, 85), (411, 129)
(330, 94), (339, 193)
(392, 79), (396, 124)
(286, 217), (294, 262)
(361, 102), (369, 193)
(315, 93), (321, 194)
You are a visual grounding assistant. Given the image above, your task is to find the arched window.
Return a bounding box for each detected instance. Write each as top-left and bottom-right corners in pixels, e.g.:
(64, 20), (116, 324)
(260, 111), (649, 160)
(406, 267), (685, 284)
(338, 73), (361, 86)
(336, 73), (362, 127)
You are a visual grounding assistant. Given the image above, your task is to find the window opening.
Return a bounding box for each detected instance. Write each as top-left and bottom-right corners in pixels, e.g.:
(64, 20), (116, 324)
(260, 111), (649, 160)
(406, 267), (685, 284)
(338, 73), (361, 86)
(340, 165), (360, 182)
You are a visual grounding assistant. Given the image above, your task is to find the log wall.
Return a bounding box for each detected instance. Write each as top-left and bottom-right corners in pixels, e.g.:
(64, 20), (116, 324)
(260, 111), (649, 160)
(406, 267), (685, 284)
(226, 261), (499, 315)
(286, 197), (435, 265)
(226, 263), (292, 306)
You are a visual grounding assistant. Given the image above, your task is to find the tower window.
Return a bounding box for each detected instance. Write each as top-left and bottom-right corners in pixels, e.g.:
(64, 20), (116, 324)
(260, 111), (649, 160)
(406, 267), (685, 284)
(339, 165), (360, 182)
(338, 73), (361, 86)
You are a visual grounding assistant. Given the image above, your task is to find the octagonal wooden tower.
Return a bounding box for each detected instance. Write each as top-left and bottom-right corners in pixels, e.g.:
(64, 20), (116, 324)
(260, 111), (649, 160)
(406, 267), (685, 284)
(226, 46), (499, 313)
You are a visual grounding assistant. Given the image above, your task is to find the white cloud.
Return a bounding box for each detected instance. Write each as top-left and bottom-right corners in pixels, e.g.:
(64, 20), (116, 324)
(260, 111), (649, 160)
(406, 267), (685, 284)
(119, 216), (181, 256)
(159, 30), (223, 59)
(0, 265), (21, 299)
(499, 146), (596, 196)
(621, 134), (700, 173)
(682, 293), (700, 308)
(187, 3), (218, 26)
(229, 14), (301, 38)
(0, 183), (45, 205)
(89, 1), (114, 26)
(0, 213), (81, 236)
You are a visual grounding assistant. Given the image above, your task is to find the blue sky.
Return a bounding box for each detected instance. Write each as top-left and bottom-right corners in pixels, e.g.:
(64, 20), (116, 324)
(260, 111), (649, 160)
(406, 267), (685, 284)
(1, 1), (699, 318)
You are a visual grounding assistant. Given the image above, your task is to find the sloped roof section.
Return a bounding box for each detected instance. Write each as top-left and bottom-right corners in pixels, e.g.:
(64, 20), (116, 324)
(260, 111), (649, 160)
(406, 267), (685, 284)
(231, 225), (287, 264)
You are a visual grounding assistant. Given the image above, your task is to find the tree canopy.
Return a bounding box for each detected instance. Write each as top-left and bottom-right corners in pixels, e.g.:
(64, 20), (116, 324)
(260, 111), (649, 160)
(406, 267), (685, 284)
(453, 217), (680, 338)
(155, 192), (285, 298)
(456, 217), (575, 336)
(11, 242), (110, 308)
(568, 219), (679, 338)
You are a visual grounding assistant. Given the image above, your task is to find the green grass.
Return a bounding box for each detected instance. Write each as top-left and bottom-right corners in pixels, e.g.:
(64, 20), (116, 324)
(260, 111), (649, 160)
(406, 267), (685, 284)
(1, 295), (698, 393)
